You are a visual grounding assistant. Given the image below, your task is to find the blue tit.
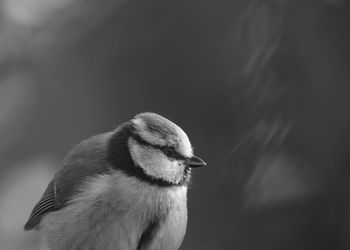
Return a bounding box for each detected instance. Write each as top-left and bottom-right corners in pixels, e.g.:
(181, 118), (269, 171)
(24, 112), (206, 250)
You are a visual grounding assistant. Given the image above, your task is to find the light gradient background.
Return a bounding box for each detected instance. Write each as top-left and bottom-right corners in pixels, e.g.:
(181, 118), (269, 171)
(0, 0), (350, 249)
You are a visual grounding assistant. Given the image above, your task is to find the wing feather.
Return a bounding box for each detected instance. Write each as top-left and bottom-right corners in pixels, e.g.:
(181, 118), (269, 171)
(24, 181), (57, 230)
(23, 129), (124, 231)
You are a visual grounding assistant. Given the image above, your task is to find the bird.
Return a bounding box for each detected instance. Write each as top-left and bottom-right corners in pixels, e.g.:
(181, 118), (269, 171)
(24, 112), (206, 250)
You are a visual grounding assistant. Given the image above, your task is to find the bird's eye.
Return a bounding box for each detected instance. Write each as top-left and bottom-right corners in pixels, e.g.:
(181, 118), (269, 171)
(164, 147), (176, 157)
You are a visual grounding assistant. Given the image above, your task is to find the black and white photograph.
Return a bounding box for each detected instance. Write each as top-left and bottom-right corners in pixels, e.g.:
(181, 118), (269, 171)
(0, 0), (349, 249)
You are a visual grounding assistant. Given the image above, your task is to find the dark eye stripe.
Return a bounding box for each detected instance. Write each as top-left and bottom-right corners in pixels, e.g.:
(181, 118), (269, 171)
(131, 133), (185, 160)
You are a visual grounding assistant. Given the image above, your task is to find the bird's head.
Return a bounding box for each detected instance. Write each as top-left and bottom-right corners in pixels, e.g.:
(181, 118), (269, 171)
(107, 112), (206, 187)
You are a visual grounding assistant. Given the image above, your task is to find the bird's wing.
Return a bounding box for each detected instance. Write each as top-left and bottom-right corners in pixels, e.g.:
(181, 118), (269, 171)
(23, 179), (58, 230)
(24, 161), (111, 231)
(24, 128), (128, 231)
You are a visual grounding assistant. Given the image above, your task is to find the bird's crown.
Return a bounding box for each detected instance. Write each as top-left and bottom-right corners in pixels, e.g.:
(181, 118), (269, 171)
(131, 112), (193, 159)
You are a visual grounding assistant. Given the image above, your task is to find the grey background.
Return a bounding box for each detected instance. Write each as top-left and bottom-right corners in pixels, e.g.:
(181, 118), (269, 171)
(0, 0), (349, 249)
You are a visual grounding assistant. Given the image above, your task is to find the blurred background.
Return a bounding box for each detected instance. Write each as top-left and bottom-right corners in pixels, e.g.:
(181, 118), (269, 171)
(0, 0), (350, 249)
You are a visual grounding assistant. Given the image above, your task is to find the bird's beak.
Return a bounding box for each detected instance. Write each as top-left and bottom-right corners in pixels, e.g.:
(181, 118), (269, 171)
(186, 155), (206, 168)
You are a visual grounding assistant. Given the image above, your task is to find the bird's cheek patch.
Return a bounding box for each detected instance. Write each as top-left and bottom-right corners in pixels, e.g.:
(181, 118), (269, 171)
(128, 138), (185, 184)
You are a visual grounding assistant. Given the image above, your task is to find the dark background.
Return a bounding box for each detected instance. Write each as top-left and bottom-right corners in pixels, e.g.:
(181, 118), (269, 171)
(0, 0), (350, 249)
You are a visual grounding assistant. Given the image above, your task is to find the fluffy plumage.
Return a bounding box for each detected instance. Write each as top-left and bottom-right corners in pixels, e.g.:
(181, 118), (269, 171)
(24, 112), (205, 250)
(40, 173), (188, 250)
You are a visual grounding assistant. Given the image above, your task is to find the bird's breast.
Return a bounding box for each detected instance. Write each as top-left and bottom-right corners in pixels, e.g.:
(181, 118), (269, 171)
(41, 171), (188, 250)
(108, 172), (189, 250)
(145, 189), (188, 250)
